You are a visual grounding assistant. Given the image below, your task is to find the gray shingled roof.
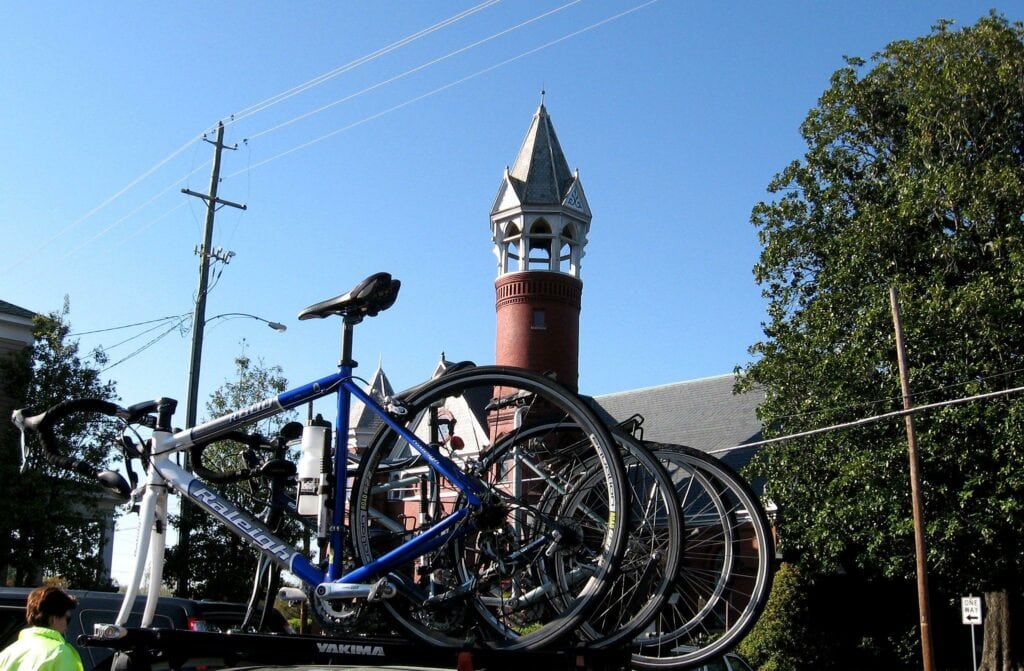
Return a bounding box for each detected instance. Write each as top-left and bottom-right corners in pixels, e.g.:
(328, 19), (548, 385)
(507, 103), (575, 206)
(590, 374), (764, 472)
(0, 300), (36, 319)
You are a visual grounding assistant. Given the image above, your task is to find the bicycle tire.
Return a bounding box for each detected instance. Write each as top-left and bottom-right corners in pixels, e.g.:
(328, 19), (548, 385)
(631, 443), (774, 669)
(348, 366), (629, 650)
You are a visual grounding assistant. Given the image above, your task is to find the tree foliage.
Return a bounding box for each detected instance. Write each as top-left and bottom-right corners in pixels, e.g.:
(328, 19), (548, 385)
(165, 347), (296, 601)
(739, 563), (819, 671)
(740, 12), (1024, 666)
(0, 299), (119, 587)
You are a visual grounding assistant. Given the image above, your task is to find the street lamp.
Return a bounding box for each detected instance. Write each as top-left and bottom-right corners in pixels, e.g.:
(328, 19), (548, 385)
(205, 312), (287, 333)
(176, 309), (285, 597)
(186, 312), (287, 427)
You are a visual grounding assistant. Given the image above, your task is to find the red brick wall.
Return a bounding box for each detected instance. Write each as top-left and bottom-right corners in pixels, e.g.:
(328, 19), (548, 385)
(495, 271), (582, 391)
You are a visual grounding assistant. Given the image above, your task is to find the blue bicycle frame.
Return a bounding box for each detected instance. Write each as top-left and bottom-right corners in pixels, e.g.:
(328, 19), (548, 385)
(119, 361), (487, 624)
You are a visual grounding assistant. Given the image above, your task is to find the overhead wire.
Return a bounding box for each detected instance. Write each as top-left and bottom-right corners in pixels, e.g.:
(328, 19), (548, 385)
(58, 163), (208, 262)
(69, 315), (186, 337)
(0, 2), (506, 277)
(0, 128), (215, 277)
(101, 319), (189, 372)
(225, 0), (503, 127)
(242, 0), (585, 144)
(102, 316), (190, 352)
(5, 1), (663, 278)
(711, 383), (1024, 456)
(232, 1), (662, 175)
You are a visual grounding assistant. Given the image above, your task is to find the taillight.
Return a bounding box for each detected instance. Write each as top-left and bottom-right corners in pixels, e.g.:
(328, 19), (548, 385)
(187, 616), (208, 632)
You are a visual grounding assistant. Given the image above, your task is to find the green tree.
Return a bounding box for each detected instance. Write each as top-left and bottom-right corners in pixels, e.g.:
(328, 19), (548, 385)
(740, 13), (1024, 669)
(740, 563), (817, 671)
(0, 299), (119, 587)
(165, 347), (296, 601)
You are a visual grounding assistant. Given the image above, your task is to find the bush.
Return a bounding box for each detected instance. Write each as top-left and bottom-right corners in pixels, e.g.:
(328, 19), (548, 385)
(740, 562), (816, 671)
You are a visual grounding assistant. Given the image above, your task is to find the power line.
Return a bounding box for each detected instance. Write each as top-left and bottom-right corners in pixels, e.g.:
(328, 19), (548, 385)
(101, 320), (186, 372)
(233, 1), (662, 175)
(0, 4), (499, 277)
(0, 129), (213, 278)
(69, 314), (186, 337)
(711, 383), (1024, 456)
(103, 316), (190, 352)
(243, 0), (585, 144)
(752, 364), (1024, 427)
(61, 165), (208, 261)
(5, 1), (660, 272)
(226, 0), (502, 126)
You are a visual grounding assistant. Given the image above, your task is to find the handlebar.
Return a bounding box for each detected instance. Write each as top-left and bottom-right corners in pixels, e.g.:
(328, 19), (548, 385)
(12, 398), (133, 500)
(14, 396), (433, 497)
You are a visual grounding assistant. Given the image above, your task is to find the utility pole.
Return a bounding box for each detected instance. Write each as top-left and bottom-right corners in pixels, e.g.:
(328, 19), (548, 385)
(176, 121), (246, 597)
(890, 286), (936, 671)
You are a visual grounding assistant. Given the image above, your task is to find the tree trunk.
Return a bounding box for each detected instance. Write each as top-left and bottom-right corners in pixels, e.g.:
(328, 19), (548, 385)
(979, 590), (1024, 671)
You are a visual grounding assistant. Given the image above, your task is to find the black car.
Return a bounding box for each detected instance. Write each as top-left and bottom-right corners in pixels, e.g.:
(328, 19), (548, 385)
(194, 600), (294, 635)
(0, 587), (210, 671)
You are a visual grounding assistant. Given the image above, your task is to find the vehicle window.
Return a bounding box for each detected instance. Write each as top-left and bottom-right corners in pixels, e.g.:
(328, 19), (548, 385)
(0, 609), (25, 649)
(698, 658), (729, 671)
(727, 655), (755, 671)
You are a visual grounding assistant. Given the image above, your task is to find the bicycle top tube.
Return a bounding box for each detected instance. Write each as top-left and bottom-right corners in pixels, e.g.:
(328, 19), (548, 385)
(172, 370), (348, 450)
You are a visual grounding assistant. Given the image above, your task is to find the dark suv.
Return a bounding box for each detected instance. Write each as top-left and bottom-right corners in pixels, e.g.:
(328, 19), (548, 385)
(194, 600), (293, 635)
(0, 587), (210, 671)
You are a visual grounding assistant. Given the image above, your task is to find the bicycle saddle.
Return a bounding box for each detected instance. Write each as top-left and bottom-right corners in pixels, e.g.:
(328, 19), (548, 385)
(298, 272), (401, 321)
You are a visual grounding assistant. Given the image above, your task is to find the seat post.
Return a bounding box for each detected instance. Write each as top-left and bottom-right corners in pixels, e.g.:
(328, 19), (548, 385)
(339, 317), (360, 368)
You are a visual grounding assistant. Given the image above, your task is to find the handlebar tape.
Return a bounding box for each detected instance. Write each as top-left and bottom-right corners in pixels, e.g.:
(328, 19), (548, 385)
(18, 398), (124, 483)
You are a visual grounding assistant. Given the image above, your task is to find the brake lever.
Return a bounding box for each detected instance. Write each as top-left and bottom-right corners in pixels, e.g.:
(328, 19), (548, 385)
(11, 410), (28, 473)
(19, 430), (29, 474)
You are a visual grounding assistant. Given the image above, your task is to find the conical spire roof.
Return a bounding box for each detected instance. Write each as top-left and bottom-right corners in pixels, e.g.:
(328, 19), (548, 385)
(348, 362), (395, 439)
(506, 102), (575, 206)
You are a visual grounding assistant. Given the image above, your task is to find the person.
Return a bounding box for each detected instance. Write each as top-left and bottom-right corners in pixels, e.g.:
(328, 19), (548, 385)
(0, 587), (84, 671)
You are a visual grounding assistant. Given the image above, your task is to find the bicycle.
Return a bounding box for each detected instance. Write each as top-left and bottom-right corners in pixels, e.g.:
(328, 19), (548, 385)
(13, 272), (631, 651)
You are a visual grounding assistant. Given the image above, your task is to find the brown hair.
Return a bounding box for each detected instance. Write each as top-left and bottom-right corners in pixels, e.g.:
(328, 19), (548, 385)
(25, 586), (77, 627)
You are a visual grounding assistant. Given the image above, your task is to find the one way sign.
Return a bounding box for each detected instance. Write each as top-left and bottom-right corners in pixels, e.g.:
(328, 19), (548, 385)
(962, 596), (983, 625)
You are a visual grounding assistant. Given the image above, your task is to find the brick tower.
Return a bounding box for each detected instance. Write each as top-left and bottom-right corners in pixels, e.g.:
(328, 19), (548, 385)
(491, 100), (591, 391)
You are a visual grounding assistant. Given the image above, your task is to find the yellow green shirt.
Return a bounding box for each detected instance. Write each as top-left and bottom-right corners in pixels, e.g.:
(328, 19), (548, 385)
(0, 627), (84, 671)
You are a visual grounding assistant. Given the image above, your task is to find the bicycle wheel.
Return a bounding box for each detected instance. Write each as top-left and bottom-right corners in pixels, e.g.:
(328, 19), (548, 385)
(568, 431), (685, 649)
(348, 366), (629, 650)
(631, 443), (774, 669)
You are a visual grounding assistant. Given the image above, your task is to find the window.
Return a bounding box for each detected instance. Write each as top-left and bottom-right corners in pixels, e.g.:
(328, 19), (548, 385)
(532, 308), (546, 329)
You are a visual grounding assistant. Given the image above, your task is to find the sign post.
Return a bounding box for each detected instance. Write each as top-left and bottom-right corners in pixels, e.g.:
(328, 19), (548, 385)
(962, 596), (982, 671)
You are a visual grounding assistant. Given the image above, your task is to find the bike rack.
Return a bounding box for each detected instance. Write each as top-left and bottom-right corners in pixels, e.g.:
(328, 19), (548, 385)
(80, 628), (632, 671)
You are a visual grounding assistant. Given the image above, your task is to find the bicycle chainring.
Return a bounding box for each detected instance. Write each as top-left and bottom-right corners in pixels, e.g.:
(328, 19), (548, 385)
(307, 586), (374, 636)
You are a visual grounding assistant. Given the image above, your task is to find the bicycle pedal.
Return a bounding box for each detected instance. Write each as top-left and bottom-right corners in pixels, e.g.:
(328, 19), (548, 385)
(367, 578), (396, 601)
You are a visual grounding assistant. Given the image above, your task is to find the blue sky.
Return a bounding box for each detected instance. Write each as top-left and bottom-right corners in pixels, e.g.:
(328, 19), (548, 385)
(2, 2), (1017, 582)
